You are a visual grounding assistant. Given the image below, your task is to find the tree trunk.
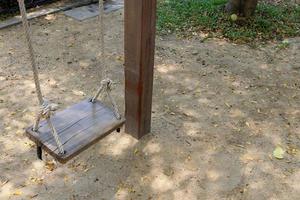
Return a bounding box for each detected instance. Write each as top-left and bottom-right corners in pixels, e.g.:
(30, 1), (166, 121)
(225, 0), (258, 17)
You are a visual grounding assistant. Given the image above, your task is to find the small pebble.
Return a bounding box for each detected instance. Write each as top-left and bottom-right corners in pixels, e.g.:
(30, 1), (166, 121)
(192, 51), (199, 55)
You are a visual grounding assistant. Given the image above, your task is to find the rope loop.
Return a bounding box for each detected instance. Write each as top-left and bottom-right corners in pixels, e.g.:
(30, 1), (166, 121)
(40, 100), (59, 118)
(101, 78), (113, 90)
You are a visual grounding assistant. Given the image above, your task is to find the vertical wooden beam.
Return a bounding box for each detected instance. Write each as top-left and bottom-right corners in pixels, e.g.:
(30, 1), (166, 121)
(124, 0), (157, 139)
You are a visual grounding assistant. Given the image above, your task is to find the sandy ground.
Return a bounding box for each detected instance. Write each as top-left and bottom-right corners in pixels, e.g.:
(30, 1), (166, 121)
(0, 7), (300, 200)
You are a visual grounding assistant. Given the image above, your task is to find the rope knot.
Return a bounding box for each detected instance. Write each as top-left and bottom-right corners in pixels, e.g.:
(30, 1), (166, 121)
(101, 78), (113, 90)
(40, 100), (58, 118)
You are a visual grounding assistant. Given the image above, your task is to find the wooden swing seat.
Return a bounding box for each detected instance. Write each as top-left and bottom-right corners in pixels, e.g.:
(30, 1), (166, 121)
(26, 99), (125, 163)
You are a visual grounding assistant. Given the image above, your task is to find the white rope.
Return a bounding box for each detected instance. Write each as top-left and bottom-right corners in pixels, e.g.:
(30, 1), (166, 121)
(46, 118), (64, 155)
(99, 0), (106, 79)
(92, 79), (121, 119)
(106, 87), (121, 120)
(92, 0), (121, 119)
(18, 0), (65, 155)
(17, 0), (43, 105)
(33, 100), (64, 154)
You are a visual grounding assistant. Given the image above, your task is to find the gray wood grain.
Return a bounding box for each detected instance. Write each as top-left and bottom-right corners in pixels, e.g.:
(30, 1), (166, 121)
(26, 99), (125, 163)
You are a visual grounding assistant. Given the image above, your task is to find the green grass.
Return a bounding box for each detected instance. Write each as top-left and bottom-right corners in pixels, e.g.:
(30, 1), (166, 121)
(157, 0), (300, 43)
(0, 13), (15, 21)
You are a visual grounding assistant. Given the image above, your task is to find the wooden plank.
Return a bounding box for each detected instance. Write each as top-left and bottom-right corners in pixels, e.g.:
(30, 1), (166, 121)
(26, 99), (124, 163)
(124, 0), (156, 139)
(35, 99), (106, 142)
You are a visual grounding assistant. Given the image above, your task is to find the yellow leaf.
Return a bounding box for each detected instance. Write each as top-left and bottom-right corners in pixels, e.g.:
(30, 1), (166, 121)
(186, 155), (191, 161)
(116, 55), (124, 62)
(13, 190), (22, 196)
(245, 122), (250, 127)
(29, 194), (39, 199)
(30, 177), (43, 185)
(225, 103), (231, 108)
(257, 108), (261, 113)
(134, 149), (139, 155)
(45, 161), (56, 171)
(273, 146), (284, 159)
(64, 176), (69, 183)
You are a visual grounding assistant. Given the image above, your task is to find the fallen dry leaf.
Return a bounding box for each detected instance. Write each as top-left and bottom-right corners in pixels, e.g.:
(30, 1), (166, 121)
(45, 161), (56, 171)
(64, 176), (69, 183)
(287, 146), (298, 156)
(30, 177), (44, 185)
(134, 148), (139, 155)
(185, 155), (192, 162)
(13, 189), (22, 196)
(0, 178), (9, 187)
(273, 146), (284, 159)
(45, 14), (56, 21)
(29, 193), (39, 199)
(72, 90), (86, 96)
(225, 102), (231, 108)
(245, 122), (250, 128)
(116, 55), (124, 62)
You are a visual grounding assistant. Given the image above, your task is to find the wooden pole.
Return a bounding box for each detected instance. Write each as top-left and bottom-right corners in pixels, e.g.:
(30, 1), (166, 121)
(124, 0), (157, 139)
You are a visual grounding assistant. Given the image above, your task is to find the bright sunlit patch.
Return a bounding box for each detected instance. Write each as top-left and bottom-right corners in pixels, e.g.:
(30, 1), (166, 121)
(240, 152), (262, 163)
(240, 147), (267, 163)
(115, 189), (129, 199)
(248, 179), (265, 190)
(231, 80), (241, 87)
(197, 97), (210, 104)
(32, 160), (46, 171)
(229, 109), (245, 118)
(287, 169), (300, 191)
(216, 40), (227, 46)
(151, 174), (174, 192)
(143, 142), (161, 154)
(0, 182), (13, 199)
(0, 135), (31, 156)
(173, 188), (197, 200)
(259, 64), (269, 69)
(102, 134), (137, 156)
(206, 169), (220, 181)
(156, 64), (177, 73)
(79, 60), (91, 68)
(182, 122), (201, 137)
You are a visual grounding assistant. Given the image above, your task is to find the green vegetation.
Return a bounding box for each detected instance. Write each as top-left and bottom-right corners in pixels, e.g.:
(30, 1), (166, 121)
(0, 13), (15, 21)
(157, 0), (300, 43)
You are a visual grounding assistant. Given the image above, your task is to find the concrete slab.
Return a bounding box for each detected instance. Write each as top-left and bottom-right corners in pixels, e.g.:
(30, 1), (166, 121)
(64, 1), (123, 21)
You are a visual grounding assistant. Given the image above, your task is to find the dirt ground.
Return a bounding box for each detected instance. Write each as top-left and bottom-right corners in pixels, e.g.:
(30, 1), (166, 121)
(0, 7), (300, 200)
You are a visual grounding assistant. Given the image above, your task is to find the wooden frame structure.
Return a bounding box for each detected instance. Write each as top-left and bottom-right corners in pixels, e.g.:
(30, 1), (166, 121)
(124, 0), (156, 139)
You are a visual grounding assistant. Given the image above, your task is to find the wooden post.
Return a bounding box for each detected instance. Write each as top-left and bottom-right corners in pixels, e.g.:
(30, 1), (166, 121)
(124, 0), (157, 139)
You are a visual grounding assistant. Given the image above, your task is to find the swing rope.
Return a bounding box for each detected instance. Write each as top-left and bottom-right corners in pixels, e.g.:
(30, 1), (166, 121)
(17, 0), (121, 155)
(92, 0), (121, 120)
(99, 0), (107, 80)
(18, 0), (64, 155)
(18, 0), (43, 105)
